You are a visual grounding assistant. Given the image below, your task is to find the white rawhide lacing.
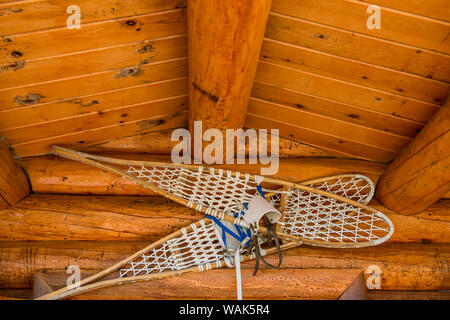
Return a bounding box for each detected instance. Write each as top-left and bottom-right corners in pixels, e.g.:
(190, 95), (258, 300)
(277, 188), (393, 246)
(266, 174), (375, 209)
(119, 220), (227, 278)
(127, 163), (390, 245)
(127, 165), (264, 219)
(118, 218), (257, 299)
(306, 174), (375, 204)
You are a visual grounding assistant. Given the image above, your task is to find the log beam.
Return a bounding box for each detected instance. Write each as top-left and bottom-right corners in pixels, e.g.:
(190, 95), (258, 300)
(81, 128), (332, 158)
(0, 194), (449, 243)
(0, 140), (30, 209)
(376, 101), (450, 215)
(33, 268), (365, 300)
(0, 241), (448, 291)
(0, 194), (202, 241)
(187, 0), (272, 159)
(19, 154), (386, 195)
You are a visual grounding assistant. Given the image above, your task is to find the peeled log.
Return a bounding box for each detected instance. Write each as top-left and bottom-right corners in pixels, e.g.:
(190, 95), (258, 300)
(188, 0), (272, 131)
(0, 241), (448, 291)
(0, 241), (145, 288)
(82, 129), (332, 158)
(188, 0), (272, 161)
(33, 269), (365, 300)
(376, 101), (450, 215)
(262, 243), (450, 291)
(19, 155), (386, 195)
(0, 194), (202, 241)
(0, 195), (449, 243)
(369, 199), (450, 243)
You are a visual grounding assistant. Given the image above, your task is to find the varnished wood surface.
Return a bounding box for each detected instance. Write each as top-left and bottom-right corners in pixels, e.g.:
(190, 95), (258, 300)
(376, 101), (450, 214)
(0, 241), (447, 291)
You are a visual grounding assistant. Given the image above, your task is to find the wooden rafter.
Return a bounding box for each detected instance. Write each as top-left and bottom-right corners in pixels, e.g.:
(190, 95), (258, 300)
(376, 100), (450, 215)
(187, 0), (272, 149)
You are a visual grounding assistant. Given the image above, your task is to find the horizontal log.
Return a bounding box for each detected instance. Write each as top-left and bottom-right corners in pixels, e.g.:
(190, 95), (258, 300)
(33, 268), (365, 300)
(0, 241), (447, 291)
(0, 194), (202, 241)
(0, 195), (448, 243)
(0, 289), (32, 300)
(8, 288), (450, 301)
(262, 243), (450, 291)
(0, 241), (143, 289)
(376, 100), (450, 215)
(19, 154), (387, 195)
(370, 199), (450, 243)
(81, 128), (332, 158)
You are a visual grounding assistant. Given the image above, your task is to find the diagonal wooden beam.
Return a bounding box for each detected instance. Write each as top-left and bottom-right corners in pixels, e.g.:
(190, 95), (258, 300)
(376, 100), (450, 215)
(187, 0), (272, 140)
(33, 268), (365, 300)
(0, 140), (30, 209)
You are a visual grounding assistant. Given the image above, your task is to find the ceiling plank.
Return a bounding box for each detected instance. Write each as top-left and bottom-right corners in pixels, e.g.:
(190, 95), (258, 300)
(0, 58), (188, 112)
(265, 13), (450, 83)
(255, 60), (439, 123)
(357, 0), (450, 22)
(251, 81), (424, 138)
(245, 113), (397, 162)
(0, 9), (186, 65)
(0, 0), (186, 36)
(11, 108), (188, 157)
(0, 35), (187, 90)
(271, 0), (450, 54)
(260, 38), (449, 105)
(248, 97), (411, 152)
(0, 78), (188, 131)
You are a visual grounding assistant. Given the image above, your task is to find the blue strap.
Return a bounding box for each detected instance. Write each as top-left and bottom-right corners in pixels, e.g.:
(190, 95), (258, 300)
(206, 215), (251, 247)
(256, 184), (265, 198)
(206, 184), (265, 249)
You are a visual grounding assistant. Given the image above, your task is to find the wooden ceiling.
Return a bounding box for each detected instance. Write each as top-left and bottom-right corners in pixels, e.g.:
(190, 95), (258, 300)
(0, 0), (448, 161)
